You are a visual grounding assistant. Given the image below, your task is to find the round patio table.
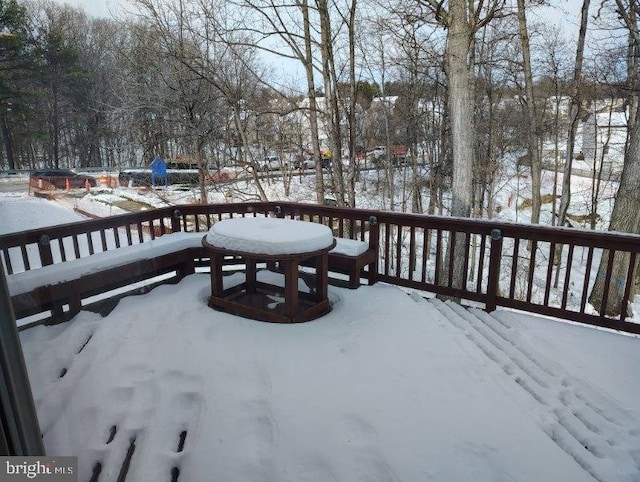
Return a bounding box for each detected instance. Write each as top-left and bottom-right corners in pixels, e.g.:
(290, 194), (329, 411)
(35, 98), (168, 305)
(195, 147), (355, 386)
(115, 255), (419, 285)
(201, 217), (336, 323)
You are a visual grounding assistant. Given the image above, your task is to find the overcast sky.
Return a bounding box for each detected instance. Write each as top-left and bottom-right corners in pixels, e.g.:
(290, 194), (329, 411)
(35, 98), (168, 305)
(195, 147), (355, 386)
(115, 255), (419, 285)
(50, 0), (584, 92)
(55, 0), (584, 24)
(54, 0), (121, 19)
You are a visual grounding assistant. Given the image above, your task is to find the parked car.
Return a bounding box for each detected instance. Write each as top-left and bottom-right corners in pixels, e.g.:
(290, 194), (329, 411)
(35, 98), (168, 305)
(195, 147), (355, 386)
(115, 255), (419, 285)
(30, 169), (97, 189)
(0, 169), (22, 177)
(323, 197), (350, 207)
(293, 156), (312, 170)
(367, 145), (408, 166)
(370, 146), (387, 159)
(259, 156), (281, 171)
(293, 155), (331, 170)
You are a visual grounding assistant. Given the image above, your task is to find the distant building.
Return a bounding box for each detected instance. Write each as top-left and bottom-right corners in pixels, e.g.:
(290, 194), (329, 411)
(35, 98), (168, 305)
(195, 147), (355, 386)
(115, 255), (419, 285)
(579, 102), (627, 176)
(541, 98), (628, 179)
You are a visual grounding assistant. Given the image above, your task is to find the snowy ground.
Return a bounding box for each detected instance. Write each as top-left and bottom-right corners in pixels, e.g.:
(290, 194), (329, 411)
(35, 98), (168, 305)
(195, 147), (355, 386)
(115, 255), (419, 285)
(2, 171), (640, 481)
(17, 271), (640, 482)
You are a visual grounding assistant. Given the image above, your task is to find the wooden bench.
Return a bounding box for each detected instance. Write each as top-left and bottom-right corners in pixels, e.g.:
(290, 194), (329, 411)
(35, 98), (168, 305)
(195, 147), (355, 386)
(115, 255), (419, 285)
(300, 215), (379, 289)
(5, 213), (380, 326)
(7, 232), (205, 325)
(328, 235), (378, 289)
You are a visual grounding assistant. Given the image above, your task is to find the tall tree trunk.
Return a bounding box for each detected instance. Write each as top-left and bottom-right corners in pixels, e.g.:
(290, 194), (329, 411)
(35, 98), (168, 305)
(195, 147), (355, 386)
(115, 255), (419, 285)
(446, 0), (473, 219)
(234, 109), (268, 201)
(589, 2), (640, 315)
(445, 0), (474, 290)
(302, 0), (325, 205)
(347, 0), (357, 208)
(317, 0), (345, 206)
(617, 0), (639, 129)
(51, 88), (61, 169)
(194, 137), (207, 204)
(588, 107), (640, 315)
(557, 0), (590, 227)
(516, 0), (541, 224)
(1, 116), (16, 169)
(590, 102), (615, 229)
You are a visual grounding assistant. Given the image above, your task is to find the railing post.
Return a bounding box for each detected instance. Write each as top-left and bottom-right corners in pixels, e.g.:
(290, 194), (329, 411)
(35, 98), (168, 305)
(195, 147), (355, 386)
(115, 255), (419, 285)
(368, 215), (379, 285)
(486, 229), (503, 312)
(172, 209), (183, 233)
(0, 268), (45, 455)
(368, 215), (379, 250)
(37, 235), (53, 267)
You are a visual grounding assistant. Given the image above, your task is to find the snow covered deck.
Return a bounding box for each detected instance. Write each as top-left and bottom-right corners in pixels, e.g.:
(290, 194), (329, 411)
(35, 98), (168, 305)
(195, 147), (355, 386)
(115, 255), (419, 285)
(19, 274), (640, 482)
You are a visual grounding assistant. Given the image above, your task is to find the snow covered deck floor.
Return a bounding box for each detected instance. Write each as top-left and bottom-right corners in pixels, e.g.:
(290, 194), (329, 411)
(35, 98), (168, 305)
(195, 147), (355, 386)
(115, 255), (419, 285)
(18, 274), (640, 482)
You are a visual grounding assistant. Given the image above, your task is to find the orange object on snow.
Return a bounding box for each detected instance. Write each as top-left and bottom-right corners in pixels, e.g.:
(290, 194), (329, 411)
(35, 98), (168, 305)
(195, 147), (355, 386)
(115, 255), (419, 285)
(65, 178), (70, 191)
(85, 179), (91, 192)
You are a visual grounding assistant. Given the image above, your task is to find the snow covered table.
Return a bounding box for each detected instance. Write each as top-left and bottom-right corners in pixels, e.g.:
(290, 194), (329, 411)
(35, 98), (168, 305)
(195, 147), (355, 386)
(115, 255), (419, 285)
(202, 217), (336, 323)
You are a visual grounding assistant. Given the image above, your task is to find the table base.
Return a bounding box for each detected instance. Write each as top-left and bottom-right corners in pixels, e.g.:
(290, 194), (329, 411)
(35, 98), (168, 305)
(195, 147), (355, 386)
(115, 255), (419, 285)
(208, 278), (331, 323)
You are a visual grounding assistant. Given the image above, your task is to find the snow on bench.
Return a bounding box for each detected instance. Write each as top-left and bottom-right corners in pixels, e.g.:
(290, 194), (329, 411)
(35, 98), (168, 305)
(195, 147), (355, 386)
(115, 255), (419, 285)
(330, 237), (370, 257)
(7, 232), (205, 296)
(316, 214), (379, 289)
(8, 232), (207, 325)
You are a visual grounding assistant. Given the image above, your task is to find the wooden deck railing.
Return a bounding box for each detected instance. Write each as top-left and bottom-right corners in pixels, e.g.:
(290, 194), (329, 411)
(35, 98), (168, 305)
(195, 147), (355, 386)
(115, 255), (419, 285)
(2, 202), (639, 335)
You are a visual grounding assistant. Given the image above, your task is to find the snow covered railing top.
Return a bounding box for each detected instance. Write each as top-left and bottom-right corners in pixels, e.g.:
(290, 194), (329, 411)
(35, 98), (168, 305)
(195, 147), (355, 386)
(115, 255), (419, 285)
(2, 201), (640, 335)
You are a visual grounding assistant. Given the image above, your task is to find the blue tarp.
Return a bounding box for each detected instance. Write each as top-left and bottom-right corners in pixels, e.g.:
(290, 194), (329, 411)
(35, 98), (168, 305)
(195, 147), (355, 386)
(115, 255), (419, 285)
(150, 156), (167, 186)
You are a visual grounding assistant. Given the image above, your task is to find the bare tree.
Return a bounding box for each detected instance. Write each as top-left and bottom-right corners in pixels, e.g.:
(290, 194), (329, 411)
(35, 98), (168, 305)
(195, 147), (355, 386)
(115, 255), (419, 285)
(515, 0), (542, 224)
(537, 29), (572, 228)
(589, 0), (640, 315)
(360, 19), (397, 211)
(474, 16), (520, 219)
(442, 0), (475, 221)
(346, 0), (359, 208)
(302, 0), (326, 204)
(419, 0), (506, 290)
(556, 0), (591, 228)
(232, 0), (327, 203)
(126, 0), (272, 201)
(377, 6), (441, 215)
